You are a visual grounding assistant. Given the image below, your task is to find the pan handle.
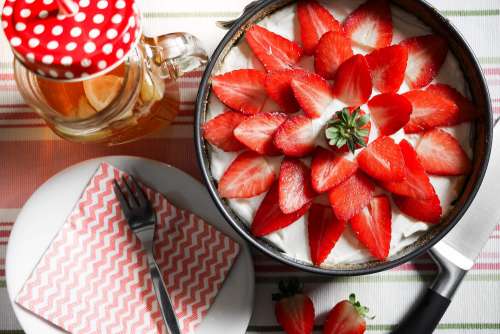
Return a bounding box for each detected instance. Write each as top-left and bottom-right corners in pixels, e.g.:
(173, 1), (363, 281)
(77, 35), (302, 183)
(216, 1), (264, 29)
(391, 243), (468, 334)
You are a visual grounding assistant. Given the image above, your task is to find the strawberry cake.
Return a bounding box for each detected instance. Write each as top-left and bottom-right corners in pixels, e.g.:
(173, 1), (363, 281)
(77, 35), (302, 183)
(202, 0), (476, 266)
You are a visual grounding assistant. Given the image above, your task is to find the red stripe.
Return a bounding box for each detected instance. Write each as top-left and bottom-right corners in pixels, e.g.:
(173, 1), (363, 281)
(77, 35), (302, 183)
(0, 231), (10, 238)
(179, 81), (201, 89)
(0, 269), (4, 277)
(0, 123), (46, 128)
(0, 112), (40, 120)
(0, 103), (29, 108)
(483, 68), (500, 75)
(0, 73), (14, 81)
(0, 222), (14, 226)
(0, 138), (200, 208)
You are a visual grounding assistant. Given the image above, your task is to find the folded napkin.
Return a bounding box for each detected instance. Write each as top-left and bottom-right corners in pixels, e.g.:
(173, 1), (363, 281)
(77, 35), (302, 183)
(15, 163), (240, 334)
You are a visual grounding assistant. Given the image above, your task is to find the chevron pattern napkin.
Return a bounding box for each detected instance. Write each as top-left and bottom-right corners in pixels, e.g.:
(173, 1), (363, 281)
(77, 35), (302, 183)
(14, 163), (240, 334)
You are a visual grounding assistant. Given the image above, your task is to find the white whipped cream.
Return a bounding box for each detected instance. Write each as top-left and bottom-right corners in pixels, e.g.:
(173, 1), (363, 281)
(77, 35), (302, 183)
(206, 0), (473, 266)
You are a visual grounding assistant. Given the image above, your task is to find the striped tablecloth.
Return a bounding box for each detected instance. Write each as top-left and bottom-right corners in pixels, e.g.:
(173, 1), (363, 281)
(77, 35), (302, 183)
(1, 0), (500, 333)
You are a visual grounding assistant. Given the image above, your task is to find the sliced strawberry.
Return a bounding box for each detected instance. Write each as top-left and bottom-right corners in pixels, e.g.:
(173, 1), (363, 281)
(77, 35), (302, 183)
(357, 136), (406, 182)
(333, 55), (372, 106)
(403, 90), (459, 133)
(328, 171), (375, 221)
(218, 151), (275, 198)
(393, 193), (442, 224)
(279, 159), (316, 214)
(311, 147), (358, 193)
(251, 182), (311, 237)
(274, 115), (316, 157)
(274, 280), (315, 334)
(343, 0), (393, 51)
(416, 128), (471, 176)
(297, 0), (342, 55)
(234, 112), (287, 155)
(314, 31), (353, 79)
(350, 195), (391, 260)
(211, 69), (267, 115)
(329, 108), (371, 154)
(308, 204), (346, 266)
(366, 45), (408, 93)
(324, 294), (370, 334)
(291, 72), (334, 118)
(426, 84), (478, 124)
(400, 34), (448, 89)
(265, 69), (305, 113)
(367, 93), (412, 136)
(381, 139), (436, 200)
(246, 24), (303, 72)
(202, 110), (248, 151)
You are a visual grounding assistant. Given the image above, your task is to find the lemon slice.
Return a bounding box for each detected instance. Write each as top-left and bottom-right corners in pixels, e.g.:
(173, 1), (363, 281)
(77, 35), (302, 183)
(140, 71), (164, 103)
(76, 96), (97, 119)
(83, 75), (123, 112)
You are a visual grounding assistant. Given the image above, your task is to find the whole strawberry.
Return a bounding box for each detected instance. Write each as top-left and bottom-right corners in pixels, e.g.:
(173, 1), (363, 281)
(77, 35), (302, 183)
(323, 294), (372, 334)
(273, 279), (315, 334)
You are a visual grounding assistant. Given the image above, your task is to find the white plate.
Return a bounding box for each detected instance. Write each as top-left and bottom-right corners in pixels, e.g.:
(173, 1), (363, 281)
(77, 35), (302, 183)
(6, 156), (255, 334)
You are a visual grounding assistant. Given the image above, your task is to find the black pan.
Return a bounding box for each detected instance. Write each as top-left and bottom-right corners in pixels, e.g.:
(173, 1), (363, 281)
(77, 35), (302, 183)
(194, 0), (493, 276)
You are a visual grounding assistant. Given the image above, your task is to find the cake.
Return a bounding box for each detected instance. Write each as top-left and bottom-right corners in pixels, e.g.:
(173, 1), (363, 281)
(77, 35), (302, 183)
(202, 0), (476, 266)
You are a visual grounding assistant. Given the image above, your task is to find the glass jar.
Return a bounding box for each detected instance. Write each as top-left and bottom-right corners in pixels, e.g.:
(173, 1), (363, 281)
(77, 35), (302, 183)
(13, 33), (207, 145)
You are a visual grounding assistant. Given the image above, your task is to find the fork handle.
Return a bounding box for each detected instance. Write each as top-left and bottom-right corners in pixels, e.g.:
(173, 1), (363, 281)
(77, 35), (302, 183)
(148, 254), (182, 334)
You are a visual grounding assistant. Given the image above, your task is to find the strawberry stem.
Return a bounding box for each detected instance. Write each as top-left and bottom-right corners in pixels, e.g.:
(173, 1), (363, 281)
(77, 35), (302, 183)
(348, 293), (375, 320)
(272, 278), (303, 301)
(325, 107), (370, 153)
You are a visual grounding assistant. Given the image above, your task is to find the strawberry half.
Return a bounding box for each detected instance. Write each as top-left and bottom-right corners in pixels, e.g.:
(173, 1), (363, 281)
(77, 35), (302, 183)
(314, 31), (353, 79)
(308, 204), (346, 266)
(381, 139), (436, 200)
(251, 182), (311, 237)
(291, 72), (334, 118)
(273, 279), (315, 334)
(202, 110), (248, 151)
(266, 69), (305, 113)
(211, 69), (267, 115)
(274, 115), (316, 157)
(393, 192), (442, 224)
(279, 159), (316, 214)
(426, 84), (479, 124)
(343, 0), (393, 51)
(366, 45), (408, 93)
(297, 0), (342, 55)
(357, 136), (406, 182)
(324, 294), (371, 334)
(311, 147), (358, 193)
(328, 171), (375, 221)
(246, 24), (303, 72)
(218, 151), (275, 198)
(350, 195), (392, 260)
(367, 92), (412, 136)
(416, 128), (471, 176)
(403, 89), (459, 133)
(400, 34), (448, 89)
(333, 55), (372, 106)
(234, 112), (287, 155)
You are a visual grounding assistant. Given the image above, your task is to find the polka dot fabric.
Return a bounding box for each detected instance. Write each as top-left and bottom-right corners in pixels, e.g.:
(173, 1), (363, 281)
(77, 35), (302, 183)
(1, 0), (141, 80)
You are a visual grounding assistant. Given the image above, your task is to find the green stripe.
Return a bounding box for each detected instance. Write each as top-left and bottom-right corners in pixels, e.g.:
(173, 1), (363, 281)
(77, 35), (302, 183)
(478, 57), (500, 65)
(256, 272), (500, 284)
(0, 331), (24, 334)
(441, 9), (500, 17)
(143, 11), (239, 18)
(248, 323), (500, 332)
(0, 280), (5, 288)
(141, 9), (500, 19)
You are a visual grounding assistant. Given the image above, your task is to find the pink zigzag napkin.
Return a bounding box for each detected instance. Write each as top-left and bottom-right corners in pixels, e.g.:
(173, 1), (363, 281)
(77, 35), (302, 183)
(16, 163), (240, 334)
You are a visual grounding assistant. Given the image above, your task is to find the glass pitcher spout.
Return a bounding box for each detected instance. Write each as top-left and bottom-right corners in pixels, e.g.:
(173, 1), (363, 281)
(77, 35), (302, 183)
(142, 33), (209, 80)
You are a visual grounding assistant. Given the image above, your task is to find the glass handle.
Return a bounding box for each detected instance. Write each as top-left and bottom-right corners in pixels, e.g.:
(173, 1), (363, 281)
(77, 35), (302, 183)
(141, 33), (208, 80)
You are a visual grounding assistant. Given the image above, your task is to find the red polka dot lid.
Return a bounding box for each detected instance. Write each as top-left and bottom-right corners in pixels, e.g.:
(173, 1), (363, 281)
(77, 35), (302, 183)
(1, 0), (141, 80)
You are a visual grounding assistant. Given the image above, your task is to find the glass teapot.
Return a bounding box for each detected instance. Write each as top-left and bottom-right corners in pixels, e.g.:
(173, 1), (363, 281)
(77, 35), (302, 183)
(2, 0), (207, 144)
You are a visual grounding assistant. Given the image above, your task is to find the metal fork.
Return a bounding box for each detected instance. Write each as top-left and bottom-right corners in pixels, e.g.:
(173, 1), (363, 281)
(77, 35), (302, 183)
(113, 176), (181, 334)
